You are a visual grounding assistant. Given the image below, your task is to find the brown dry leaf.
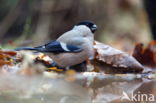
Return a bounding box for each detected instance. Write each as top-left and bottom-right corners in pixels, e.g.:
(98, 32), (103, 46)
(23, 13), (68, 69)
(133, 40), (156, 67)
(0, 50), (17, 56)
(0, 50), (16, 67)
(0, 54), (10, 59)
(35, 54), (53, 68)
(0, 60), (11, 67)
(0, 51), (11, 60)
(92, 41), (143, 73)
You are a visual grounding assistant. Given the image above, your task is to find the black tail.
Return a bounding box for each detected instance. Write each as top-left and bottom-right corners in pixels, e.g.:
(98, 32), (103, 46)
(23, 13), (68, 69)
(15, 47), (39, 51)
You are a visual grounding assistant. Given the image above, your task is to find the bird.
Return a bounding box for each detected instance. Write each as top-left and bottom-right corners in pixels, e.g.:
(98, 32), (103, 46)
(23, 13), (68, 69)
(15, 21), (97, 70)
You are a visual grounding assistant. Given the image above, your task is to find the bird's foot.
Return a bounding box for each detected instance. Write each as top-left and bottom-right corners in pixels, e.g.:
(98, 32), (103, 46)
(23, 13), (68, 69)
(46, 62), (66, 72)
(70, 61), (87, 72)
(47, 61), (87, 72)
(51, 62), (65, 69)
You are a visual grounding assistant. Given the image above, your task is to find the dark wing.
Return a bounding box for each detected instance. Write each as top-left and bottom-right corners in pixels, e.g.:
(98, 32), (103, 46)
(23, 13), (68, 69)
(38, 41), (83, 53)
(15, 41), (83, 53)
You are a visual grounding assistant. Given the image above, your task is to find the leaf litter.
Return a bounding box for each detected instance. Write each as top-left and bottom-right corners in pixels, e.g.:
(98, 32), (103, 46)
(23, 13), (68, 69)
(0, 41), (155, 103)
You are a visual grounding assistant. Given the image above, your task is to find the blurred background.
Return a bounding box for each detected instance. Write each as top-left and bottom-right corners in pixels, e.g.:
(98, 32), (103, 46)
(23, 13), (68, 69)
(0, 0), (155, 52)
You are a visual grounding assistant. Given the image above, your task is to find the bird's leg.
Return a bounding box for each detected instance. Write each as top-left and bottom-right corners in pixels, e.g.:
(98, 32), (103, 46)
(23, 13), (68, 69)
(49, 61), (88, 72)
(70, 61), (87, 72)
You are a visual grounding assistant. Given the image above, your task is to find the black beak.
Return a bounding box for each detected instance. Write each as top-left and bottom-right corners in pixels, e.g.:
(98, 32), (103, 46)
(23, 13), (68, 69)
(91, 24), (97, 33)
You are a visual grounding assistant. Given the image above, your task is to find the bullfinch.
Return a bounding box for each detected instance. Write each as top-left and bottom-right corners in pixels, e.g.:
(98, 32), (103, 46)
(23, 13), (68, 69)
(16, 21), (97, 70)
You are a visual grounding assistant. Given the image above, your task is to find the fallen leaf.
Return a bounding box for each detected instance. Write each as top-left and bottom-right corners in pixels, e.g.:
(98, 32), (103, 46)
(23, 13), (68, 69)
(0, 60), (11, 67)
(92, 41), (143, 73)
(133, 40), (156, 67)
(0, 50), (17, 56)
(0, 50), (16, 67)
